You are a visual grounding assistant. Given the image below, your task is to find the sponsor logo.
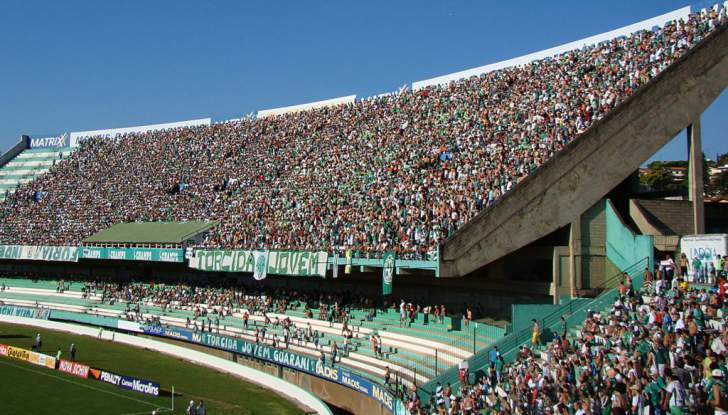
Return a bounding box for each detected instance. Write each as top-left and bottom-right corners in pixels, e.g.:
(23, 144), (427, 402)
(91, 368), (159, 396)
(8, 346), (31, 362)
(99, 370), (122, 386)
(142, 325), (165, 336)
(164, 328), (191, 341)
(341, 371), (369, 394)
(125, 378), (159, 396)
(315, 364), (339, 381)
(29, 352), (56, 369)
(0, 344), (7, 356)
(372, 384), (395, 411)
(29, 134), (68, 148)
(59, 360), (90, 378)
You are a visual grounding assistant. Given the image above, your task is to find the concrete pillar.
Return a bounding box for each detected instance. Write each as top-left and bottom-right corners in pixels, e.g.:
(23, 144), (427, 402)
(687, 119), (706, 234)
(569, 219), (582, 298)
(552, 248), (559, 304)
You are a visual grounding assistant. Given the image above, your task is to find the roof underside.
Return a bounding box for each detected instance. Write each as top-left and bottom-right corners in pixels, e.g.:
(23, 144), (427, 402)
(83, 221), (217, 244)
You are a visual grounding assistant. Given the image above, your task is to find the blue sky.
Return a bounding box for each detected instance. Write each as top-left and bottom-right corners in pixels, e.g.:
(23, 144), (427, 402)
(0, 0), (724, 162)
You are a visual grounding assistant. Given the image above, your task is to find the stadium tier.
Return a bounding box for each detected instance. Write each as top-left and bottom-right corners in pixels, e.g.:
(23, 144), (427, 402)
(0, 148), (73, 202)
(0, 8), (724, 260)
(2, 261), (728, 413)
(0, 277), (503, 392)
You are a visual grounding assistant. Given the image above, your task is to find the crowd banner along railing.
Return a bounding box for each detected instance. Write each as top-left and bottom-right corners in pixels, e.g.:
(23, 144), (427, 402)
(0, 245), (78, 262)
(79, 246), (184, 263)
(188, 249), (329, 277)
(0, 244), (443, 275)
(418, 256), (649, 401)
(0, 305), (50, 319)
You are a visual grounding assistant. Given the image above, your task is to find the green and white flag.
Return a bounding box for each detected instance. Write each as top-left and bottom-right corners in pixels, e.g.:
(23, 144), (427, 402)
(382, 252), (395, 296)
(253, 251), (269, 280)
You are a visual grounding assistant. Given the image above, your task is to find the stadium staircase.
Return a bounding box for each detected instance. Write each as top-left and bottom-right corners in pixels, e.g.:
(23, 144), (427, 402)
(0, 148), (73, 201)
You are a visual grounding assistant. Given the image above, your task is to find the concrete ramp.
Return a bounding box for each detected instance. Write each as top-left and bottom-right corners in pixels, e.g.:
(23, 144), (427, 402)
(440, 24), (728, 277)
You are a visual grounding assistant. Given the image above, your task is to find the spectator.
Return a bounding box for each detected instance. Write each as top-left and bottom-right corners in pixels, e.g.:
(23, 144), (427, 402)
(0, 8), (723, 262)
(531, 318), (540, 349)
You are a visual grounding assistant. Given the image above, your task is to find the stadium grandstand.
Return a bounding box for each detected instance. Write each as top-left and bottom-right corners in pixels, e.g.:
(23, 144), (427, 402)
(0, 3), (727, 415)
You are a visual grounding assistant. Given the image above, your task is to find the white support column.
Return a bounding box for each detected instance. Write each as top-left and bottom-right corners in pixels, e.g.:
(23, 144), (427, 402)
(569, 219), (582, 298)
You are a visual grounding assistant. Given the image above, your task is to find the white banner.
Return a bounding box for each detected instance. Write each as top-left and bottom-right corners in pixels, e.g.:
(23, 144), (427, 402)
(189, 249), (328, 278)
(117, 320), (143, 333)
(69, 118), (212, 147)
(680, 234), (727, 280)
(0, 245), (78, 262)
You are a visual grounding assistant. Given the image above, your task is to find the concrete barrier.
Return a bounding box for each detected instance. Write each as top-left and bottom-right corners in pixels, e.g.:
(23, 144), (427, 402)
(0, 315), (333, 415)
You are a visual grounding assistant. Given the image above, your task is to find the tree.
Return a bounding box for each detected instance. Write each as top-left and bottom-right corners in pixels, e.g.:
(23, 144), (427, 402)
(718, 171), (728, 194)
(708, 168), (728, 196)
(641, 166), (672, 191)
(717, 152), (728, 167)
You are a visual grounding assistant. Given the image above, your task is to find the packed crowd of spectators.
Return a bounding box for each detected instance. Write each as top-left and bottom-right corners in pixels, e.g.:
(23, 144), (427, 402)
(0, 9), (722, 258)
(395, 265), (728, 413)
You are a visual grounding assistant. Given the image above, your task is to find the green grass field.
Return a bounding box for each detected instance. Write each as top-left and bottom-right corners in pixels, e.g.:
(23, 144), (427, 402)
(0, 322), (307, 415)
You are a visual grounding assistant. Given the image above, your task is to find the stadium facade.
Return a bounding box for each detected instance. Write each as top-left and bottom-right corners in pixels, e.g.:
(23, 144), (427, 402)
(0, 3), (727, 414)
